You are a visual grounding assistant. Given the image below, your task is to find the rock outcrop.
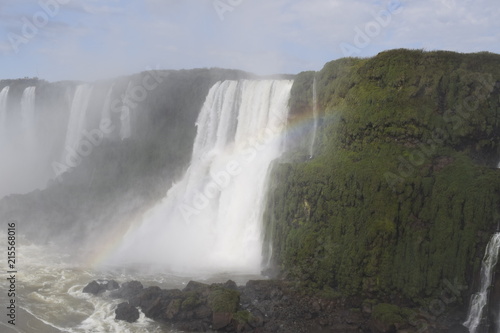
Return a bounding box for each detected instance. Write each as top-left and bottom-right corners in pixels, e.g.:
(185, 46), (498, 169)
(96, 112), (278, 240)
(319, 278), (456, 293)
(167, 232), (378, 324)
(84, 277), (470, 332)
(82, 279), (120, 295)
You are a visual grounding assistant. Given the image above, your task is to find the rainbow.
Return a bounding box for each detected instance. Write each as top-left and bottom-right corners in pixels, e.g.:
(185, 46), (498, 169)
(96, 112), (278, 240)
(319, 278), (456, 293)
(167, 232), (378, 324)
(84, 83), (321, 271)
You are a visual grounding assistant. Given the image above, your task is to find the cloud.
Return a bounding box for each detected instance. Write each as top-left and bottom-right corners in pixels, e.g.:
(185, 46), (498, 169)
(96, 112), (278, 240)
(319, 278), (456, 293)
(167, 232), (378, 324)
(1, 0), (499, 81)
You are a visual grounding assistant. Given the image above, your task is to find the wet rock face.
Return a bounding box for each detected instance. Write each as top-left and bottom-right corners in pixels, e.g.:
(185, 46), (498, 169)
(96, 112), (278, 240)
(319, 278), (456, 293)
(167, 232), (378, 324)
(86, 278), (465, 332)
(82, 280), (120, 295)
(110, 280), (143, 299)
(115, 302), (140, 323)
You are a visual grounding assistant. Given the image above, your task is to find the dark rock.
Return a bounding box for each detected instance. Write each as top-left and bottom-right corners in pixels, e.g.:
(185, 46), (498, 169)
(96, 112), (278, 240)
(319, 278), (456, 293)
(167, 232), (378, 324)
(177, 321), (208, 332)
(115, 302), (139, 323)
(106, 280), (120, 291)
(446, 324), (468, 333)
(212, 312), (233, 330)
(183, 280), (210, 293)
(223, 280), (238, 291)
(193, 304), (212, 319)
(248, 314), (264, 328)
(165, 299), (182, 320)
(370, 318), (396, 333)
(130, 286), (167, 319)
(82, 280), (118, 295)
(111, 280), (143, 299)
(83, 281), (102, 295)
(130, 286), (162, 308)
(261, 266), (281, 279)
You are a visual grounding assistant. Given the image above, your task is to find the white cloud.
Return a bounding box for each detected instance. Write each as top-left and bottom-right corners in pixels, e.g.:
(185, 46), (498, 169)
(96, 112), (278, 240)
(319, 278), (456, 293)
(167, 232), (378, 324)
(1, 0), (499, 81)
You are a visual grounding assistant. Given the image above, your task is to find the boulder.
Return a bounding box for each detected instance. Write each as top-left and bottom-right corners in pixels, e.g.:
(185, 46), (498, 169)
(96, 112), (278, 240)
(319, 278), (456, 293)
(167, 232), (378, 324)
(106, 280), (120, 291)
(183, 280), (210, 293)
(82, 281), (102, 295)
(111, 280), (143, 299)
(82, 280), (119, 295)
(115, 302), (140, 323)
(212, 312), (233, 330)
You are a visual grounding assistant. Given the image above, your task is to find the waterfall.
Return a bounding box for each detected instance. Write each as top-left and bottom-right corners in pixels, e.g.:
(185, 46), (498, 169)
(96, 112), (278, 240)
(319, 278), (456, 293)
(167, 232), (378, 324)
(464, 232), (500, 333)
(0, 86), (10, 135)
(21, 86), (36, 146)
(61, 84), (93, 161)
(120, 82), (132, 140)
(309, 76), (318, 158)
(100, 84), (114, 137)
(111, 79), (293, 274)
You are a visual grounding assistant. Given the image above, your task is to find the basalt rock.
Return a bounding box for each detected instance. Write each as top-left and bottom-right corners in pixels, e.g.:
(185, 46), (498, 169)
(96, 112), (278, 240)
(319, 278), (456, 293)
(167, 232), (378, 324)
(87, 277), (467, 332)
(82, 279), (120, 295)
(111, 280), (144, 299)
(115, 302), (140, 323)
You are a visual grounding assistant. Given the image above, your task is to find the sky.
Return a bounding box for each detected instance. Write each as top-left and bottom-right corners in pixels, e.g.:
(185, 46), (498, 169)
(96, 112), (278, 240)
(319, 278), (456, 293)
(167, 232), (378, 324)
(0, 0), (499, 82)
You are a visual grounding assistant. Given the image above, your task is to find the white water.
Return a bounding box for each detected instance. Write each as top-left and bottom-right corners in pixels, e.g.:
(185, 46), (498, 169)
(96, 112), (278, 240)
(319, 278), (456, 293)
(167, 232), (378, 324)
(464, 232), (500, 333)
(309, 76), (318, 158)
(21, 86), (36, 146)
(120, 82), (132, 140)
(1, 86), (48, 197)
(62, 84), (94, 160)
(101, 84), (114, 137)
(110, 79), (293, 274)
(0, 234), (179, 333)
(0, 86), (10, 136)
(101, 84), (114, 120)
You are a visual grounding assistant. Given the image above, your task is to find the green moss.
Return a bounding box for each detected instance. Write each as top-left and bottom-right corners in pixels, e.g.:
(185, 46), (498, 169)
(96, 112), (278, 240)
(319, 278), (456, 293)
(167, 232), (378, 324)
(232, 310), (253, 324)
(181, 294), (202, 310)
(207, 288), (240, 313)
(372, 303), (407, 325)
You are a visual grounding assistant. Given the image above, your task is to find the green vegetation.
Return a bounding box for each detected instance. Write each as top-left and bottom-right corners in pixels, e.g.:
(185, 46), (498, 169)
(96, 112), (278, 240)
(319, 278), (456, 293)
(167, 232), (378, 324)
(232, 310), (253, 324)
(371, 303), (410, 325)
(264, 49), (500, 305)
(207, 288), (240, 313)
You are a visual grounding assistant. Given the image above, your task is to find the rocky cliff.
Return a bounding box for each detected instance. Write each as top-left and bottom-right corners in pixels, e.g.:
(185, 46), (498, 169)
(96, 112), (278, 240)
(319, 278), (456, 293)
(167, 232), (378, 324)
(264, 49), (500, 329)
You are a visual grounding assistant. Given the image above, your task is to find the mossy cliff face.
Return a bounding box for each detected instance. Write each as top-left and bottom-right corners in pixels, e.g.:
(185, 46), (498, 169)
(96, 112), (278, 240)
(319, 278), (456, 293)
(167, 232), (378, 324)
(264, 49), (500, 304)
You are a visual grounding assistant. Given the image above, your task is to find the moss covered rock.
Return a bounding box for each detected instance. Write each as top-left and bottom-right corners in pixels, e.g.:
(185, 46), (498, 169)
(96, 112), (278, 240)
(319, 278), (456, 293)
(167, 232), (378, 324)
(264, 49), (500, 306)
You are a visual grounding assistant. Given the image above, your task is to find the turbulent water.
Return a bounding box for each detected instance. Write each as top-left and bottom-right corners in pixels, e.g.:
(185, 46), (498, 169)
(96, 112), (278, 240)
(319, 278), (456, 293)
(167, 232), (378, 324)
(464, 232), (500, 333)
(110, 79), (293, 274)
(0, 233), (261, 333)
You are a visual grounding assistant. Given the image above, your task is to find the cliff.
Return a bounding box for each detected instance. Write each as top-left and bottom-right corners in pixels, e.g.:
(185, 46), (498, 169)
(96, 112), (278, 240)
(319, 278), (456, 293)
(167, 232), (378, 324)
(264, 49), (500, 325)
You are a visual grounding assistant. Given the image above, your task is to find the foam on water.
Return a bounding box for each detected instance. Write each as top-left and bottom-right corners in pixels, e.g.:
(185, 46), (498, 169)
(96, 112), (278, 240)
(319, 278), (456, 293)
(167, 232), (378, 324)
(0, 234), (169, 333)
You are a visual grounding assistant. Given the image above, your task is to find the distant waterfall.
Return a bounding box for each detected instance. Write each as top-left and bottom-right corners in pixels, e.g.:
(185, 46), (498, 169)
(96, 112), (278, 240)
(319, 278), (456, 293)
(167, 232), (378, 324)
(62, 84), (93, 160)
(112, 80), (293, 273)
(21, 86), (36, 146)
(100, 84), (114, 137)
(120, 82), (132, 140)
(309, 76), (318, 158)
(0, 86), (10, 135)
(464, 232), (500, 333)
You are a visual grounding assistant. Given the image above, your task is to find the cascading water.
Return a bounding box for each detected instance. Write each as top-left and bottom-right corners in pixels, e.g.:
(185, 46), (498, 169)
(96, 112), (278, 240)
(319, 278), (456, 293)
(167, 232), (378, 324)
(100, 84), (114, 137)
(309, 76), (318, 158)
(120, 81), (132, 140)
(111, 79), (293, 274)
(61, 84), (93, 162)
(21, 86), (36, 146)
(464, 232), (500, 333)
(0, 86), (10, 136)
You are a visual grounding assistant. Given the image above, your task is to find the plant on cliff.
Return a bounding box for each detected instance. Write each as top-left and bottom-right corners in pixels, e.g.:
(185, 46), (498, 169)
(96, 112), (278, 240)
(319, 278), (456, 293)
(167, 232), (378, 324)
(264, 49), (500, 309)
